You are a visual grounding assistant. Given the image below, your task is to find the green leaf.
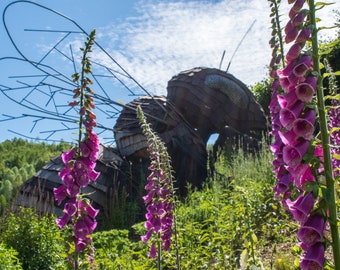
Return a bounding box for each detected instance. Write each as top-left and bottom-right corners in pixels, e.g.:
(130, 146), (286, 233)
(251, 233), (258, 243)
(321, 187), (331, 203)
(333, 153), (340, 161)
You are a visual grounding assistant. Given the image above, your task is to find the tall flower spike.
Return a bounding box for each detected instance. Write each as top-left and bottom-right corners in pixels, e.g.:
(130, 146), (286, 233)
(137, 106), (175, 262)
(53, 29), (100, 266)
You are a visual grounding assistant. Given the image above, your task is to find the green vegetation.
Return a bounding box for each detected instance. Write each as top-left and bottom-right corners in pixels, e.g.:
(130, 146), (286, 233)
(0, 138), (71, 214)
(0, 140), (297, 269)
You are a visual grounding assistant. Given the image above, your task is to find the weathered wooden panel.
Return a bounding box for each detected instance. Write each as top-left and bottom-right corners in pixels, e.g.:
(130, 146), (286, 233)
(15, 145), (127, 218)
(167, 67), (267, 142)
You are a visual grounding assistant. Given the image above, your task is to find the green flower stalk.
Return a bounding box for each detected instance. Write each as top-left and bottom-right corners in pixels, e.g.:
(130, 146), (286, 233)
(137, 105), (180, 270)
(309, 0), (340, 267)
(54, 30), (101, 268)
(268, 0), (340, 268)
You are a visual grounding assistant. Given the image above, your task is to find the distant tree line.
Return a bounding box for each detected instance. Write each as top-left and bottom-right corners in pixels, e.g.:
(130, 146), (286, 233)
(0, 138), (71, 214)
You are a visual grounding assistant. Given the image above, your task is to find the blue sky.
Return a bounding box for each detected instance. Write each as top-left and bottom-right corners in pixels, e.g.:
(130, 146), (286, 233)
(0, 0), (339, 145)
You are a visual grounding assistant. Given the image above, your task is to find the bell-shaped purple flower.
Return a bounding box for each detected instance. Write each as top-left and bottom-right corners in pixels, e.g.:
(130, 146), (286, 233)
(53, 185), (67, 205)
(279, 130), (299, 146)
(274, 173), (293, 198)
(288, 164), (315, 189)
(75, 239), (87, 252)
(64, 198), (77, 216)
(67, 183), (80, 197)
(279, 101), (305, 130)
(286, 193), (314, 223)
(285, 21), (299, 44)
(278, 90), (298, 109)
(292, 109), (316, 140)
(76, 172), (90, 187)
(88, 169), (100, 182)
(61, 149), (76, 164)
(74, 219), (91, 240)
(296, 76), (317, 102)
(80, 141), (91, 158)
(293, 55), (312, 77)
(286, 43), (302, 62)
(148, 243), (157, 258)
(300, 242), (325, 270)
(296, 28), (312, 43)
(78, 200), (99, 219)
(56, 213), (70, 229)
(297, 213), (325, 247)
(292, 11), (306, 27)
(289, 0), (306, 19)
(283, 140), (310, 169)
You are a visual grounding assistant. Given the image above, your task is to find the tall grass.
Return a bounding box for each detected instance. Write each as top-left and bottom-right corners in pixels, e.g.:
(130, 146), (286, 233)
(0, 144), (298, 269)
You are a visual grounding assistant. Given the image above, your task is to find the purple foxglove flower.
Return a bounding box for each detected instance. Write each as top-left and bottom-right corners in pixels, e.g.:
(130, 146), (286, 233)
(88, 169), (100, 182)
(74, 220), (90, 239)
(292, 11), (306, 27)
(292, 110), (316, 140)
(78, 200), (99, 219)
(143, 190), (155, 204)
(293, 55), (312, 77)
(80, 142), (91, 158)
(64, 198), (77, 216)
(296, 76), (317, 102)
(74, 160), (87, 173)
(288, 164), (315, 188)
(285, 26), (299, 44)
(56, 213), (70, 229)
(53, 185), (67, 205)
(283, 140), (310, 169)
(75, 239), (87, 252)
(281, 60), (297, 76)
(286, 193), (314, 223)
(270, 135), (284, 155)
(329, 99), (340, 177)
(286, 43), (302, 62)
(76, 172), (90, 187)
(288, 72), (302, 87)
(289, 0), (306, 19)
(300, 242), (325, 270)
(296, 28), (312, 43)
(148, 243), (157, 258)
(60, 171), (74, 187)
(278, 130), (299, 146)
(278, 90), (298, 109)
(274, 173), (293, 198)
(84, 215), (97, 233)
(279, 101), (305, 130)
(67, 183), (80, 197)
(61, 149), (76, 164)
(278, 75), (294, 93)
(141, 230), (153, 243)
(297, 213), (325, 247)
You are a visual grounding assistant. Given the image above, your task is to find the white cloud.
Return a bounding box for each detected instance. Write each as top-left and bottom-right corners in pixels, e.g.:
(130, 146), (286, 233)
(94, 0), (339, 96)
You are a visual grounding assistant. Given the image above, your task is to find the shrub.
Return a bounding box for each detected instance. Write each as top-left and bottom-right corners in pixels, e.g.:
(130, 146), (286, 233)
(0, 207), (68, 270)
(0, 241), (22, 269)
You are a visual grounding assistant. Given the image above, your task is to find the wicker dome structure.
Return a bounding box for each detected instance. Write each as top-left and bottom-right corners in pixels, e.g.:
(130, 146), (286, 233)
(167, 67), (267, 143)
(17, 67), (267, 217)
(114, 95), (207, 197)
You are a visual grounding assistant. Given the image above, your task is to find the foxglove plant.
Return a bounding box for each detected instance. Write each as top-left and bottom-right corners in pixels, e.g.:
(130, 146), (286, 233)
(53, 30), (100, 267)
(137, 106), (179, 270)
(268, 0), (340, 268)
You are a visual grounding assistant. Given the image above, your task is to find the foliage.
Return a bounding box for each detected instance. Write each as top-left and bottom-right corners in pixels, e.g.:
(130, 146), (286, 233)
(250, 78), (272, 117)
(0, 207), (68, 270)
(0, 241), (22, 269)
(0, 138), (71, 215)
(0, 144), (299, 269)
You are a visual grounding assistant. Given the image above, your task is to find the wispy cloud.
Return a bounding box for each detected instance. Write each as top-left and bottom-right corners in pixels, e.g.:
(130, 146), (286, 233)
(95, 0), (339, 95)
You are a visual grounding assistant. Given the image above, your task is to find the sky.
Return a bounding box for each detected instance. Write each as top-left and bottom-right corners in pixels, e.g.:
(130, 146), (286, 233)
(0, 0), (339, 145)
